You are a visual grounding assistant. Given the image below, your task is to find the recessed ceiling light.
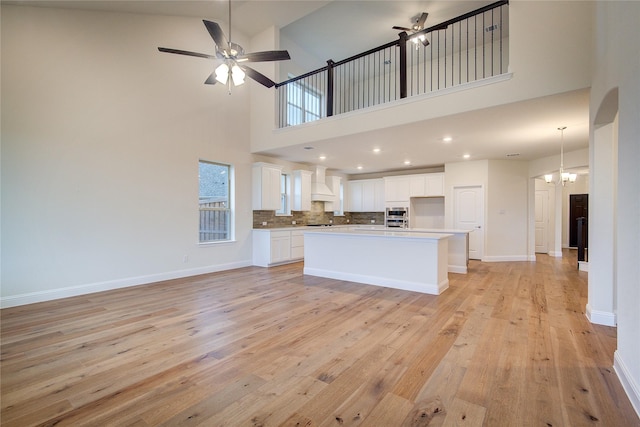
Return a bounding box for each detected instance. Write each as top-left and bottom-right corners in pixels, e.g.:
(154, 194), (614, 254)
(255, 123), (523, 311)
(357, 165), (363, 170)
(443, 136), (453, 142)
(463, 154), (471, 159)
(319, 155), (326, 160)
(404, 160), (411, 165)
(373, 148), (381, 153)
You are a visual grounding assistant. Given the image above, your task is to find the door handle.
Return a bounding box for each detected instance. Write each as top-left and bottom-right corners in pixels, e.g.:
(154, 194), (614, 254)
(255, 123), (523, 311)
(476, 226), (482, 229)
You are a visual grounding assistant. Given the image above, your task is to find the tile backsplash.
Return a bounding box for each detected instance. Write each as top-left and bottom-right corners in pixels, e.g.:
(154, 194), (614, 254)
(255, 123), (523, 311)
(253, 201), (384, 228)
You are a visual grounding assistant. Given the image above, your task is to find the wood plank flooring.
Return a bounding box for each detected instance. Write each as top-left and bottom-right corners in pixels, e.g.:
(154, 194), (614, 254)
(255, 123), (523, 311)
(1, 251), (639, 426)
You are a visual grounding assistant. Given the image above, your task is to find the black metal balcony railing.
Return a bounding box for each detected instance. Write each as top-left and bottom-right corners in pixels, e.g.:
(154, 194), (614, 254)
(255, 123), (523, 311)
(276, 0), (509, 128)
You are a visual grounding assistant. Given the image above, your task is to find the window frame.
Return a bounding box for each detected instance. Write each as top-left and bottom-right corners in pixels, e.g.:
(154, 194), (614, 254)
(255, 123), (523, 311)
(275, 172), (292, 216)
(198, 160), (233, 244)
(286, 79), (323, 127)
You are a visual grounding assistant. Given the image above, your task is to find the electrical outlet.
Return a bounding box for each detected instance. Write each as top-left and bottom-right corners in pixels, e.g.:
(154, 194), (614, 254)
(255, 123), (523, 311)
(292, 220), (296, 225)
(183, 255), (189, 263)
(371, 219), (375, 224)
(347, 219), (350, 223)
(329, 219), (333, 224)
(262, 222), (267, 226)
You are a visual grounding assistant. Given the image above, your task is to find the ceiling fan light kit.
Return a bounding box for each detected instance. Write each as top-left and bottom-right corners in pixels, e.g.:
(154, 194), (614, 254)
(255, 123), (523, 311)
(394, 12), (431, 48)
(157, 0), (290, 93)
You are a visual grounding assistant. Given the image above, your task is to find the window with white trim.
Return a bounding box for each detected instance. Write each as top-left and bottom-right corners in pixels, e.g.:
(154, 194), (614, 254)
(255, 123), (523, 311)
(334, 180), (344, 216)
(287, 80), (322, 126)
(276, 172), (291, 216)
(198, 160), (231, 242)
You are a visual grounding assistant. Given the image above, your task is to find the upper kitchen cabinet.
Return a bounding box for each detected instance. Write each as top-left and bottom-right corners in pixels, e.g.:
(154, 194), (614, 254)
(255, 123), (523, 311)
(348, 179), (384, 212)
(384, 176), (411, 204)
(292, 170), (313, 211)
(409, 173), (445, 197)
(252, 162), (283, 211)
(386, 173), (444, 203)
(425, 173), (444, 196)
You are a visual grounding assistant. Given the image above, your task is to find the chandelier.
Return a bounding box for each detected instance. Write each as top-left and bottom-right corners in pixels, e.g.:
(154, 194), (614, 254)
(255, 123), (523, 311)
(544, 126), (577, 186)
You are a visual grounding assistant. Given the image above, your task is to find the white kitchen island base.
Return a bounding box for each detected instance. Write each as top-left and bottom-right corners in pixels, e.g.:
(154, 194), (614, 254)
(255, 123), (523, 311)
(303, 230), (451, 295)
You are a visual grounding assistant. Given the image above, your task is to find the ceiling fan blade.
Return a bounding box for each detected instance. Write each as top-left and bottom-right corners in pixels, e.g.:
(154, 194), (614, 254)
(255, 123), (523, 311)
(204, 72), (218, 85)
(237, 50), (291, 63)
(203, 20), (227, 48)
(240, 65), (275, 88)
(416, 12), (428, 29)
(158, 47), (217, 60)
(392, 26), (412, 31)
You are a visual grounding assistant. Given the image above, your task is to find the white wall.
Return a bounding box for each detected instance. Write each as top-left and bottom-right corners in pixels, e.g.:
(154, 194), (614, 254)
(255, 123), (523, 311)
(1, 6), (255, 306)
(486, 160), (530, 261)
(590, 2), (640, 416)
(588, 121), (617, 326)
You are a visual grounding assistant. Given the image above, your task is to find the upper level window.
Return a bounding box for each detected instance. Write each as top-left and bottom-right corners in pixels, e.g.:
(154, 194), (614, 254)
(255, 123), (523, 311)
(275, 172), (291, 216)
(287, 80), (322, 126)
(199, 160), (231, 243)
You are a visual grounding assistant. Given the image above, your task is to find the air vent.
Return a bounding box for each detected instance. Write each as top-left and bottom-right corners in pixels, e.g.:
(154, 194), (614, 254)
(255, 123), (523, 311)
(506, 153), (520, 157)
(485, 24), (500, 32)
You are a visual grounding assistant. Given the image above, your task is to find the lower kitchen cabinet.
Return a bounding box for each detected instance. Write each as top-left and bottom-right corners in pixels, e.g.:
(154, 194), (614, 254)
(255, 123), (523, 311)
(253, 229), (304, 267)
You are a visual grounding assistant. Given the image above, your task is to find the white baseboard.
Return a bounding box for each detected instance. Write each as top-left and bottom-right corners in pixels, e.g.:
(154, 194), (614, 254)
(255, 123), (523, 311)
(482, 255), (530, 262)
(585, 303), (617, 326)
(578, 261), (589, 271)
(614, 350), (640, 419)
(0, 260), (253, 309)
(549, 250), (563, 257)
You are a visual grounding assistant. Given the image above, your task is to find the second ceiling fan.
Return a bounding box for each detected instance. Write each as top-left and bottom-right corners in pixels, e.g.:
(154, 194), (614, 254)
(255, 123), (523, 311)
(158, 0), (290, 91)
(393, 12), (431, 46)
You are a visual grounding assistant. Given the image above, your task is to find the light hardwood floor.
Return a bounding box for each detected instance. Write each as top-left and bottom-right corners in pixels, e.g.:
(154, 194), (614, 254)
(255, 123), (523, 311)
(1, 251), (639, 426)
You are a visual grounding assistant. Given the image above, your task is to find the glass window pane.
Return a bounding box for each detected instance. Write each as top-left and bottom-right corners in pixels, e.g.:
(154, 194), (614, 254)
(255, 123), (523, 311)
(199, 161), (231, 243)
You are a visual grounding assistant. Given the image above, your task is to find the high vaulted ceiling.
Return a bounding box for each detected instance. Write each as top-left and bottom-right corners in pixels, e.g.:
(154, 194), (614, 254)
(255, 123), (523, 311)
(5, 0), (590, 176)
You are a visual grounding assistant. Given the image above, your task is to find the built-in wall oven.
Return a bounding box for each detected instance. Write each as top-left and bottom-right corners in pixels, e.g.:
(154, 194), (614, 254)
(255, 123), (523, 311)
(385, 207), (409, 228)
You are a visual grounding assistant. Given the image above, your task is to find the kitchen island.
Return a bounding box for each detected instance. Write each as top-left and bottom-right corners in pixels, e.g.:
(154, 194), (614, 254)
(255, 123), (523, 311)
(303, 229), (452, 295)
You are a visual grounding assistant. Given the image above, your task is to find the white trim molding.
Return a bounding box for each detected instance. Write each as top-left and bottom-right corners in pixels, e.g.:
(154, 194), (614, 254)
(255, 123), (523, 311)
(585, 303), (617, 327)
(614, 350), (640, 419)
(549, 250), (563, 257)
(0, 260), (253, 309)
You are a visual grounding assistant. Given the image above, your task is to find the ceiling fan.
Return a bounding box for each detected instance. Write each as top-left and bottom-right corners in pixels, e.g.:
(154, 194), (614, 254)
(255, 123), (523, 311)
(158, 0), (290, 92)
(393, 12), (431, 46)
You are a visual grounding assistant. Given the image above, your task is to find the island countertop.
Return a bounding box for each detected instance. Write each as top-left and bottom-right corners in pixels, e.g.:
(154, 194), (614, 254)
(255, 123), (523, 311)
(304, 228), (453, 240)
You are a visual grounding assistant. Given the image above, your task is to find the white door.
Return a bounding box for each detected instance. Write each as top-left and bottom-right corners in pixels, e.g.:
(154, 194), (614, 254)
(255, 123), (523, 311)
(535, 189), (549, 253)
(454, 186), (484, 260)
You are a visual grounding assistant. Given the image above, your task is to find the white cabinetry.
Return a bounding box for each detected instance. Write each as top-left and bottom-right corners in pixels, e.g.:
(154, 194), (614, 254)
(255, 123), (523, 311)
(424, 173), (444, 196)
(348, 179), (384, 212)
(385, 173), (444, 202)
(253, 229), (305, 267)
(252, 163), (283, 210)
(384, 176), (411, 204)
(269, 231), (291, 264)
(291, 230), (305, 259)
(293, 170), (313, 211)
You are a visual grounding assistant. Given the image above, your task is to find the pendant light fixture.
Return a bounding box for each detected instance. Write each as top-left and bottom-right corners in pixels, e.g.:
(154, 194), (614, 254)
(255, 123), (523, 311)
(544, 126), (577, 186)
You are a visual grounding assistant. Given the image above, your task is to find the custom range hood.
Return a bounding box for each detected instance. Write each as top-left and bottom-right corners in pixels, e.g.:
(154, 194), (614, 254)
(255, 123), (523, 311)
(310, 165), (335, 202)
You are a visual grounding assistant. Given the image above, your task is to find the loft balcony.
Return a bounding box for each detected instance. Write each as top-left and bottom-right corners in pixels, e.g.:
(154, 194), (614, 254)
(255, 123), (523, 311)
(275, 1), (509, 129)
(249, 1), (591, 156)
